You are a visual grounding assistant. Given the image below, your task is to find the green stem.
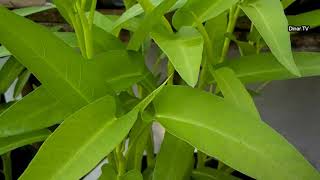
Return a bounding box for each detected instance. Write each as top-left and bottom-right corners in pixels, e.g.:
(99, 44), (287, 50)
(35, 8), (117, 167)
(146, 129), (155, 168)
(2, 152), (12, 180)
(116, 142), (126, 176)
(219, 5), (241, 63)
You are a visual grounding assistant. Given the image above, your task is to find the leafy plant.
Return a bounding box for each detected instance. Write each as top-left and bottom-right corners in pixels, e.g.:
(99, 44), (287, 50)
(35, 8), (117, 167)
(0, 0), (319, 179)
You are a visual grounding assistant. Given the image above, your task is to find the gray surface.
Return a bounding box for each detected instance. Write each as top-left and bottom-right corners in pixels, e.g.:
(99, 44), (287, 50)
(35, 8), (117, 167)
(253, 77), (320, 170)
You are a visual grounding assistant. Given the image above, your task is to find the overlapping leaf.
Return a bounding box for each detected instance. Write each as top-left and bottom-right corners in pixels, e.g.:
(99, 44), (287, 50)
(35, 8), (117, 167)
(153, 85), (319, 179)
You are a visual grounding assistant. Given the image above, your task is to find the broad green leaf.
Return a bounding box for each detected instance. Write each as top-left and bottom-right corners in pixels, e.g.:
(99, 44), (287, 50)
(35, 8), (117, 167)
(151, 26), (203, 87)
(20, 95), (139, 179)
(0, 7), (112, 107)
(127, 0), (177, 51)
(92, 26), (126, 53)
(20, 79), (167, 179)
(219, 52), (320, 83)
(0, 56), (25, 94)
(0, 129), (50, 155)
(172, 0), (238, 29)
(287, 10), (320, 30)
(205, 12), (228, 64)
(153, 132), (194, 180)
(99, 164), (117, 180)
(239, 0), (300, 76)
(153, 85), (320, 180)
(120, 170), (143, 180)
(13, 69), (31, 98)
(12, 3), (56, 16)
(211, 67), (260, 119)
(0, 86), (72, 137)
(192, 167), (241, 180)
(92, 11), (121, 35)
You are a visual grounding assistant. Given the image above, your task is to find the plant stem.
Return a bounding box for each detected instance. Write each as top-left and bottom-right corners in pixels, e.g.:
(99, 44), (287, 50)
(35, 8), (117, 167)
(2, 152), (12, 180)
(219, 5), (241, 63)
(116, 142), (126, 176)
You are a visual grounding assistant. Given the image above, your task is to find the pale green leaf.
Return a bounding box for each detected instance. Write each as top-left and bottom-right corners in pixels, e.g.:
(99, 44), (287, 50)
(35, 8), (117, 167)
(99, 164), (117, 180)
(172, 0), (238, 29)
(13, 69), (31, 98)
(121, 170), (143, 180)
(0, 129), (50, 155)
(154, 85), (320, 180)
(240, 0), (300, 76)
(153, 132), (194, 180)
(151, 26), (204, 87)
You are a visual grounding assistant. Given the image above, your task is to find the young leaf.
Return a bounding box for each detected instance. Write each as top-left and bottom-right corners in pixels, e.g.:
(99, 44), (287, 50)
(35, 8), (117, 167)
(151, 26), (204, 87)
(239, 0), (300, 76)
(19, 95), (139, 179)
(211, 67), (260, 119)
(99, 164), (117, 180)
(220, 52), (320, 83)
(153, 132), (194, 180)
(153, 85), (320, 180)
(127, 0), (177, 51)
(0, 129), (50, 155)
(0, 56), (25, 94)
(192, 167), (241, 180)
(13, 69), (31, 98)
(287, 10), (320, 30)
(205, 12), (228, 64)
(172, 0), (238, 29)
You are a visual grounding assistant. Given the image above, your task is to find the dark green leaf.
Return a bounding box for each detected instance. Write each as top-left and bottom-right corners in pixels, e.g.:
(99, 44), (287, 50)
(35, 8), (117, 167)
(153, 132), (194, 180)
(0, 129), (50, 155)
(240, 0), (300, 76)
(154, 85), (320, 180)
(151, 26), (204, 87)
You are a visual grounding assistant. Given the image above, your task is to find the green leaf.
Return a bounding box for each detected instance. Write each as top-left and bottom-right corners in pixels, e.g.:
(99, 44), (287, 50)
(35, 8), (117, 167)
(0, 56), (25, 94)
(0, 86), (72, 137)
(12, 3), (56, 16)
(224, 33), (256, 56)
(153, 132), (194, 180)
(205, 12), (228, 64)
(92, 26), (126, 53)
(151, 26), (204, 87)
(127, 0), (177, 51)
(191, 167), (241, 180)
(172, 0), (238, 29)
(13, 69), (31, 98)
(287, 10), (320, 30)
(92, 50), (147, 92)
(219, 52), (320, 83)
(20, 95), (139, 179)
(120, 169), (143, 180)
(99, 164), (117, 180)
(0, 129), (50, 155)
(0, 46), (10, 58)
(211, 67), (260, 119)
(0, 7), (112, 106)
(239, 0), (300, 76)
(153, 85), (320, 180)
